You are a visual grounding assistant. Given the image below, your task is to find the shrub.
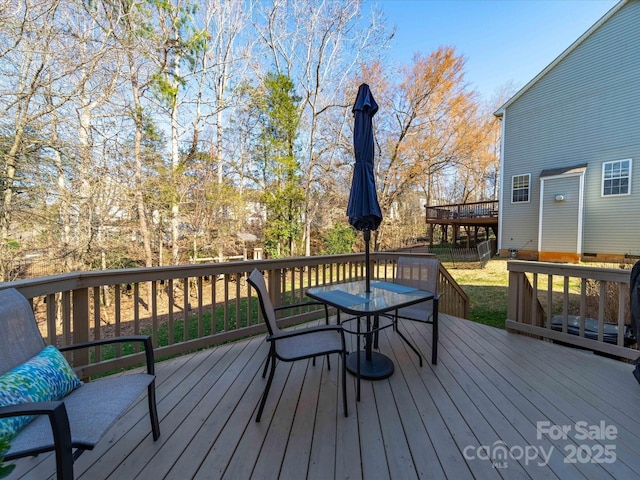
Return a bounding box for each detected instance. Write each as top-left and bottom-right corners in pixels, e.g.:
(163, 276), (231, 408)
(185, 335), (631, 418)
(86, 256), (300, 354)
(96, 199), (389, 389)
(321, 223), (357, 255)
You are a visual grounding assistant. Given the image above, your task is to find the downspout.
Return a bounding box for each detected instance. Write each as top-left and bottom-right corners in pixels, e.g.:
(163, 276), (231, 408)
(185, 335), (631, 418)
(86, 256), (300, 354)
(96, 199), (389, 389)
(577, 172), (585, 255)
(538, 179), (545, 253)
(495, 110), (506, 253)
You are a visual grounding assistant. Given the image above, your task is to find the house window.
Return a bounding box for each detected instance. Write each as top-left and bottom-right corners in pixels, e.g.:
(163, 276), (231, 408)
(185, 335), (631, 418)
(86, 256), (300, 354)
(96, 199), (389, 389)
(602, 159), (631, 196)
(511, 174), (530, 203)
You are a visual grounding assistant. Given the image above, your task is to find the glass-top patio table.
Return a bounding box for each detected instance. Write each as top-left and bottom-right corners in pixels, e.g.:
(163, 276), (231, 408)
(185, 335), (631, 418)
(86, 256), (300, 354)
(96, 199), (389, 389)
(306, 280), (435, 400)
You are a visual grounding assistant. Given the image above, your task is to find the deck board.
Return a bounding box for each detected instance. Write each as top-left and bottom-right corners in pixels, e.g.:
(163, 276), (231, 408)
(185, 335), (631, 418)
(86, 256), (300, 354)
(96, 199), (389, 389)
(433, 323), (567, 480)
(7, 314), (640, 480)
(440, 318), (629, 479)
(277, 360), (324, 479)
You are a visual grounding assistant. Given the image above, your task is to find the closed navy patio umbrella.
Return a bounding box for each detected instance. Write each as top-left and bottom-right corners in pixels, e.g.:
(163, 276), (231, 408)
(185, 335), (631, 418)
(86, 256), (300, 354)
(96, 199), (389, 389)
(347, 83), (382, 293)
(346, 84), (392, 384)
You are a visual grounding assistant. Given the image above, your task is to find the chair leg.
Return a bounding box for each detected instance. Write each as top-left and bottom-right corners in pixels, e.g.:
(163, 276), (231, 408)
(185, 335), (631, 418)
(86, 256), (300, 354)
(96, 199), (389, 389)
(262, 354), (270, 378)
(48, 402), (74, 480)
(432, 300), (439, 365)
(356, 328), (361, 401)
(147, 380), (161, 440)
(256, 352), (276, 422)
(315, 355), (331, 369)
(395, 322), (423, 367)
(342, 351), (348, 417)
(431, 329), (437, 365)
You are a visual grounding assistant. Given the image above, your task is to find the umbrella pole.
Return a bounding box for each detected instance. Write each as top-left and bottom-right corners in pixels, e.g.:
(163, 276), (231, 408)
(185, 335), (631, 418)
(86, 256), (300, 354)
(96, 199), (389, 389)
(364, 229), (371, 293)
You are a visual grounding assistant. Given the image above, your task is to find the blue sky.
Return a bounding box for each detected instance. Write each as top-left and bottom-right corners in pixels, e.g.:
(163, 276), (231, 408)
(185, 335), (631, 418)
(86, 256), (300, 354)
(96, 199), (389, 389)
(375, 0), (619, 102)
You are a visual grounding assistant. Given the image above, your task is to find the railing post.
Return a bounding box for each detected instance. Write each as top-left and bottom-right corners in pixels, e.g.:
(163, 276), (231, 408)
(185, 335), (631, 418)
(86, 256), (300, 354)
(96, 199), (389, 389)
(72, 288), (90, 367)
(267, 268), (282, 309)
(530, 273), (538, 327)
(507, 269), (520, 324)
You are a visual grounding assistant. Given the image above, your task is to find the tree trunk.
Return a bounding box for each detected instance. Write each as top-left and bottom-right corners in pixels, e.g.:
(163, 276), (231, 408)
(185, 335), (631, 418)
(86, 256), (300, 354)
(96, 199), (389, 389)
(77, 101), (94, 269)
(170, 54), (181, 265)
(0, 130), (23, 282)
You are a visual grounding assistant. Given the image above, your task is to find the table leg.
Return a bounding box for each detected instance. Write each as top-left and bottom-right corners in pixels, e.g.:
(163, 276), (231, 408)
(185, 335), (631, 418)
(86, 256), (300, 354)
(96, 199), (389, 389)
(365, 315), (372, 361)
(356, 315), (361, 401)
(432, 297), (439, 365)
(373, 315), (380, 350)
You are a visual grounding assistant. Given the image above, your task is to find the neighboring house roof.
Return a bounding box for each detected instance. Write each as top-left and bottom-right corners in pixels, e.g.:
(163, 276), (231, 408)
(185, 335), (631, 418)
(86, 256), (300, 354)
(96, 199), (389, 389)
(494, 0), (627, 117)
(539, 164), (588, 178)
(236, 232), (258, 242)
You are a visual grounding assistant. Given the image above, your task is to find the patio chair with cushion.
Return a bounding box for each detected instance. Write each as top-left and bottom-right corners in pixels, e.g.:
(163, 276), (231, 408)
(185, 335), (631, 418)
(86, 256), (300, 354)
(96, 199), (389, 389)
(392, 256), (441, 365)
(247, 269), (348, 422)
(0, 288), (160, 480)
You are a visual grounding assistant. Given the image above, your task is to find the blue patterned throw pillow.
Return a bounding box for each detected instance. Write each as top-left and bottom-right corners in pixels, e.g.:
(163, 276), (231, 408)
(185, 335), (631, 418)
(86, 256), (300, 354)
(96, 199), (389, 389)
(0, 345), (82, 442)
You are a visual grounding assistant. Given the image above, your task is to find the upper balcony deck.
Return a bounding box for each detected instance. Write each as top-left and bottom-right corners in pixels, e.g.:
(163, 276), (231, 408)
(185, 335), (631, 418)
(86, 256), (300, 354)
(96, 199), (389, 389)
(425, 200), (499, 247)
(425, 200), (499, 227)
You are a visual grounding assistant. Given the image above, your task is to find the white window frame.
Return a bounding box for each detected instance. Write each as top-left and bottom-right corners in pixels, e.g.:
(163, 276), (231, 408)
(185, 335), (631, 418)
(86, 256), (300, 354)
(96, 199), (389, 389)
(511, 173), (530, 203)
(601, 159), (632, 197)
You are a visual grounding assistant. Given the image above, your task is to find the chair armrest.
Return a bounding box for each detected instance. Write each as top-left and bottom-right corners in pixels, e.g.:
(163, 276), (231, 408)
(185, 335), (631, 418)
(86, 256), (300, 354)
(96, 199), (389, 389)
(267, 324), (343, 342)
(59, 335), (155, 375)
(0, 401), (73, 475)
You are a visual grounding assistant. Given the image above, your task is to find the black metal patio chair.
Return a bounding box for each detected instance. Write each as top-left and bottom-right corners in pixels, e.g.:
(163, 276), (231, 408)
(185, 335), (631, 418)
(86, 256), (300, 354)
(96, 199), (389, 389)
(247, 269), (348, 422)
(391, 256), (441, 365)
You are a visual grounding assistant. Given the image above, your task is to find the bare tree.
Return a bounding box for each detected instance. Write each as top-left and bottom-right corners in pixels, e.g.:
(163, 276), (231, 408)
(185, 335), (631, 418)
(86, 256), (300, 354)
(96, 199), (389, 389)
(94, 0), (162, 270)
(198, 0), (254, 185)
(357, 49), (497, 250)
(0, 0), (104, 278)
(0, 0), (500, 273)
(252, 0), (390, 256)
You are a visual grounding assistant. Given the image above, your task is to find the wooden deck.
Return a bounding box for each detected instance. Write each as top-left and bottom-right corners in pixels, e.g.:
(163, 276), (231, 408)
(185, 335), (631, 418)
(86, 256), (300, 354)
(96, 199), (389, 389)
(9, 314), (640, 480)
(425, 201), (498, 247)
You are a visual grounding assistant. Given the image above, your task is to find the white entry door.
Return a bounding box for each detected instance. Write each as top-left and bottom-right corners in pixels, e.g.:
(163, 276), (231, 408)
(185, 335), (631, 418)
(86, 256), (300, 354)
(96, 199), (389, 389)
(539, 170), (585, 262)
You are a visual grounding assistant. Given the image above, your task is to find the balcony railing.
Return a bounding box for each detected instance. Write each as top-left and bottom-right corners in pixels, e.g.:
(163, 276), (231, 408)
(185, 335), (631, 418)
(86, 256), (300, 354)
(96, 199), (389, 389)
(425, 200), (499, 221)
(507, 260), (638, 360)
(2, 253), (469, 378)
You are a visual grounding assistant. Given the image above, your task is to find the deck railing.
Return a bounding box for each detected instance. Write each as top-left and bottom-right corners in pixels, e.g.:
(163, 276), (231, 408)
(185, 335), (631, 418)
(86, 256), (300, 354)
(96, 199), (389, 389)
(507, 260), (638, 360)
(2, 253), (468, 377)
(425, 200), (499, 221)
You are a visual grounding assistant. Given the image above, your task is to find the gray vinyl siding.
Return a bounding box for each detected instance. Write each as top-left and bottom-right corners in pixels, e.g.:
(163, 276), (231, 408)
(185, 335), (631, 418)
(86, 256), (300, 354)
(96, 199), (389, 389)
(503, 184), (539, 252)
(583, 158), (640, 255)
(541, 177), (580, 253)
(501, 0), (640, 255)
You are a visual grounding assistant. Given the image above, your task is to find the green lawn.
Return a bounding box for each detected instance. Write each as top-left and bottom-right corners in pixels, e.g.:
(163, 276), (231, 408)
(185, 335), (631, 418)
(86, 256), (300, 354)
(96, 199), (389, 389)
(93, 299), (262, 363)
(443, 258), (510, 329)
(437, 257), (629, 330)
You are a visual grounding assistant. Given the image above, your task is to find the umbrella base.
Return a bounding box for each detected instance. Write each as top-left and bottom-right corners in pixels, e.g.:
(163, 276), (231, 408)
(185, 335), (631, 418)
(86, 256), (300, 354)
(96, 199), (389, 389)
(346, 350), (394, 380)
